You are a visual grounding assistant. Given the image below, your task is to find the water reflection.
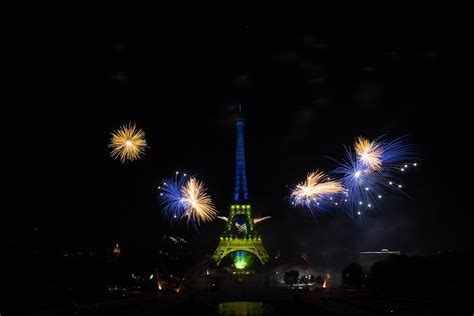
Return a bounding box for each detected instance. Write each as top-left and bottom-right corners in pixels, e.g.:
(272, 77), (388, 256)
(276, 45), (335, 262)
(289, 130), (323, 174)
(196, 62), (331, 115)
(217, 301), (271, 315)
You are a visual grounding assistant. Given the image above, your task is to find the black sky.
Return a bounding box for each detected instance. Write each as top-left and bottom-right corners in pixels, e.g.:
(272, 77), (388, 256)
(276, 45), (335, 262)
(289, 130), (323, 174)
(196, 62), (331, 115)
(2, 4), (472, 257)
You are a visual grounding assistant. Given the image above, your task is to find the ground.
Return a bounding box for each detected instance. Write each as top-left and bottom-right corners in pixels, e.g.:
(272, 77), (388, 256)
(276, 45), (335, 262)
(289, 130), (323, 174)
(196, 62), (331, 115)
(72, 276), (471, 314)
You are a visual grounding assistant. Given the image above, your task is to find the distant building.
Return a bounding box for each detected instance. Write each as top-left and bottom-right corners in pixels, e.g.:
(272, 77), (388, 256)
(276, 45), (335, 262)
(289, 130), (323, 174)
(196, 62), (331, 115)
(112, 243), (121, 256)
(359, 249), (401, 268)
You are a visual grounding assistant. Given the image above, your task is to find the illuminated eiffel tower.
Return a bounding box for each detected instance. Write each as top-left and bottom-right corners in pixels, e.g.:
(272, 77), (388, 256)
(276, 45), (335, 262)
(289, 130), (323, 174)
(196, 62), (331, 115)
(211, 106), (269, 270)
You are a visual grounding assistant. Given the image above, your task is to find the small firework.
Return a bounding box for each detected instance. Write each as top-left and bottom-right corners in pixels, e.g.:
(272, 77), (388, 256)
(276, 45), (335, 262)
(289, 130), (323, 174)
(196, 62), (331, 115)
(290, 171), (345, 210)
(354, 136), (383, 171)
(109, 122), (148, 163)
(217, 216), (229, 222)
(253, 216), (271, 224)
(181, 178), (218, 225)
(235, 223), (246, 233)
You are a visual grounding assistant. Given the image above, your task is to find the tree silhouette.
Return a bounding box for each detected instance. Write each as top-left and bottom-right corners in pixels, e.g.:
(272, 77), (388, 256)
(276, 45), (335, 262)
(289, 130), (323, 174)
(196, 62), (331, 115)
(284, 270), (299, 287)
(342, 263), (364, 288)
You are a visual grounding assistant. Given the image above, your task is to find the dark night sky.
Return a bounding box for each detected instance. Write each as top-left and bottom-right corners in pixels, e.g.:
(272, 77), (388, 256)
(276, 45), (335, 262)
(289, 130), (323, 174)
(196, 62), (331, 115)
(2, 4), (472, 258)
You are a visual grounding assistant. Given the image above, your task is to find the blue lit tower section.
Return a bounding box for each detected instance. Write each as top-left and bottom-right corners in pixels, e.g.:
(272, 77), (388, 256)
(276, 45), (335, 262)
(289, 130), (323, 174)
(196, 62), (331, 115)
(234, 113), (249, 202)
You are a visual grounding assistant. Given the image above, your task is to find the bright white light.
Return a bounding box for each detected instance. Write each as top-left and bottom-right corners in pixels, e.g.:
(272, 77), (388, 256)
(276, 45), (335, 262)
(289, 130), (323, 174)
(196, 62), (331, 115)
(183, 173), (187, 176)
(359, 201), (363, 205)
(413, 163), (417, 166)
(125, 140), (132, 146)
(398, 185), (402, 188)
(149, 274), (154, 280)
(401, 168), (405, 172)
(378, 195), (382, 199)
(368, 204), (372, 208)
(176, 171), (179, 174)
(365, 187), (369, 191)
(330, 197), (333, 200)
(404, 164), (408, 168)
(335, 203), (338, 205)
(357, 211), (361, 215)
(354, 171), (361, 178)
(160, 193), (163, 196)
(301, 187), (311, 196)
(344, 199), (348, 202)
(389, 181), (393, 185)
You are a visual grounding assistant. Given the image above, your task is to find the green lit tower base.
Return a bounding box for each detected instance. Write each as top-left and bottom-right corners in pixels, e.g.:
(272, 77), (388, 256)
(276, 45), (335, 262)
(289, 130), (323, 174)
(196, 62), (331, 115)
(211, 106), (269, 270)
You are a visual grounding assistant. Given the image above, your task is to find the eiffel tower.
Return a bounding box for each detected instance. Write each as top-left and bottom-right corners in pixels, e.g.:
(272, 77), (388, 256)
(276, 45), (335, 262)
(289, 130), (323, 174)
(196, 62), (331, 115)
(211, 106), (269, 269)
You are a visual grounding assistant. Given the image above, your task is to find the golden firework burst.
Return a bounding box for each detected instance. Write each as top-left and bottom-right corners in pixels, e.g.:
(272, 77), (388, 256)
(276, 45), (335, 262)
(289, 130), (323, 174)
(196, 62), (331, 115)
(291, 171), (345, 203)
(180, 178), (218, 225)
(109, 122), (148, 163)
(354, 136), (383, 171)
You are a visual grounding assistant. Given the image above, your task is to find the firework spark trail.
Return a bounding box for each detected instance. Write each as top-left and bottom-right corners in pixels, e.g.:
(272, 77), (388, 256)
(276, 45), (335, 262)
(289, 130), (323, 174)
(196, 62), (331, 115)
(181, 177), (218, 225)
(218, 215), (271, 225)
(216, 220), (247, 234)
(254, 216), (271, 224)
(109, 122), (148, 163)
(238, 216), (272, 234)
(290, 171), (345, 210)
(236, 223), (246, 233)
(378, 137), (416, 167)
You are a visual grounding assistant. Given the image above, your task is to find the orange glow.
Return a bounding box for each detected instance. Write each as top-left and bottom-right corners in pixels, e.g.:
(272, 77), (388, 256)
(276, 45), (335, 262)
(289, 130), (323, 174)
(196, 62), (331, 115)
(112, 243), (121, 256)
(322, 279), (328, 288)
